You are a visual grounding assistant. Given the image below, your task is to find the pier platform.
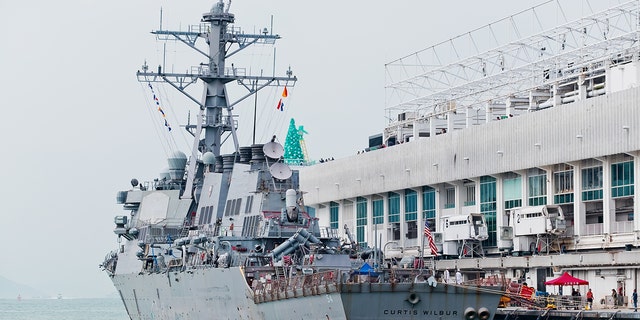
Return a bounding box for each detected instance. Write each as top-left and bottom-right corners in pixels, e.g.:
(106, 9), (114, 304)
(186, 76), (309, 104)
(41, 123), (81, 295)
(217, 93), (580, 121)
(496, 307), (640, 319)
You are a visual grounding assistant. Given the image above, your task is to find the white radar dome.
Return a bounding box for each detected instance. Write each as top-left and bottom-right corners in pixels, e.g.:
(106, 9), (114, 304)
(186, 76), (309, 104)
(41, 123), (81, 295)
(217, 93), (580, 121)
(167, 151), (187, 170)
(202, 152), (216, 165)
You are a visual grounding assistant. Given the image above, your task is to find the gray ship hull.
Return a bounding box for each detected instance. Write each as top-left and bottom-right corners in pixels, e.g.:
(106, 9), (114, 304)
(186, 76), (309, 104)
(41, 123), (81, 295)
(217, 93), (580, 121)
(105, 2), (503, 319)
(112, 267), (500, 320)
(114, 268), (346, 320)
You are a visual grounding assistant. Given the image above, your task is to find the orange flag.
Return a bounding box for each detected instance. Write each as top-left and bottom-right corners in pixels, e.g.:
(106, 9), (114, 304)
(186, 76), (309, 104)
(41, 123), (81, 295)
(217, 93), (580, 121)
(282, 86), (288, 98)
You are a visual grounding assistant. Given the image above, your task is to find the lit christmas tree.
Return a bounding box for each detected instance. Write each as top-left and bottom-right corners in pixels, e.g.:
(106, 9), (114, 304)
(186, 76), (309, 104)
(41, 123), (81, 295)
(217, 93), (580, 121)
(284, 118), (304, 164)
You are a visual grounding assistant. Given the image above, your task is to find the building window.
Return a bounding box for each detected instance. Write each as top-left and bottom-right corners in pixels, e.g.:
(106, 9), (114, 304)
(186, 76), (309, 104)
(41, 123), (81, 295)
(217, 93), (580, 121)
(356, 197), (367, 245)
(611, 161), (634, 198)
(445, 187), (455, 209)
(406, 221), (418, 239)
(464, 183), (476, 206)
(391, 222), (401, 240)
(503, 173), (522, 209)
(582, 166), (603, 201)
(388, 192), (400, 223)
(404, 189), (418, 221)
(306, 206), (316, 217)
(480, 176), (497, 247)
(554, 168), (574, 204)
(422, 186), (436, 220)
(330, 201), (339, 230)
(528, 171), (547, 206)
(372, 196), (384, 225)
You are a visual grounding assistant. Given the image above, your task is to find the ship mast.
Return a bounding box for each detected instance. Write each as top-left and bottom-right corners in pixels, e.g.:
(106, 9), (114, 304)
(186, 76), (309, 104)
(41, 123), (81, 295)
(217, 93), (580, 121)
(136, 0), (297, 199)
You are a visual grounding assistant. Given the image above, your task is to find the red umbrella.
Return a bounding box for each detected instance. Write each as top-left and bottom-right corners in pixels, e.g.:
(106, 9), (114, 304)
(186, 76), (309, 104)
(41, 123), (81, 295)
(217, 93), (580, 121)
(545, 272), (589, 286)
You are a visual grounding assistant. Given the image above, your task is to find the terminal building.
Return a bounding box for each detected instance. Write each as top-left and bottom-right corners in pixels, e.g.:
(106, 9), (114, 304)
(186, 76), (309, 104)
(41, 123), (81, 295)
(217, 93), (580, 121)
(300, 0), (640, 306)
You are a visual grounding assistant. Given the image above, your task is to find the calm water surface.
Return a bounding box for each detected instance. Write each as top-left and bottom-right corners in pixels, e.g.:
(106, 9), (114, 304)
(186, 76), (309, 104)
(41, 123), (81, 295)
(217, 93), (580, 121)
(0, 298), (128, 320)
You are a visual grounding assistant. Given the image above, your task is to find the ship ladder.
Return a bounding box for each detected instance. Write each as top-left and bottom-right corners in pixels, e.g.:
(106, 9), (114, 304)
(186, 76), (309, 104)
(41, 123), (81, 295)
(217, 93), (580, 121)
(275, 266), (288, 299)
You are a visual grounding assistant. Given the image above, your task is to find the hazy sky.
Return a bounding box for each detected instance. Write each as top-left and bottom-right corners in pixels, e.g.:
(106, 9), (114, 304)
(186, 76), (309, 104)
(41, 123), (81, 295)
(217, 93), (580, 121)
(0, 0), (561, 298)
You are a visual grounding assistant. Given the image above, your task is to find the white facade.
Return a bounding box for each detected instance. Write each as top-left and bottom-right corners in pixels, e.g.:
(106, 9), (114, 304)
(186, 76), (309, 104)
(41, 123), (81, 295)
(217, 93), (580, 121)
(299, 1), (640, 305)
(300, 62), (640, 308)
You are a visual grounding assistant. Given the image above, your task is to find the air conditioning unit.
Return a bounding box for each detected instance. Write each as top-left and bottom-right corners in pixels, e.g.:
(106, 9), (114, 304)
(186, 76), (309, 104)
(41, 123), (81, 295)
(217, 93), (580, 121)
(500, 226), (513, 240)
(433, 232), (443, 244)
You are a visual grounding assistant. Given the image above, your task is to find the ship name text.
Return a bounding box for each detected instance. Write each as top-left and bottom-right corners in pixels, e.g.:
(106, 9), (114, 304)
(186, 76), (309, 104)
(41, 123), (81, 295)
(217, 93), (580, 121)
(382, 309), (458, 316)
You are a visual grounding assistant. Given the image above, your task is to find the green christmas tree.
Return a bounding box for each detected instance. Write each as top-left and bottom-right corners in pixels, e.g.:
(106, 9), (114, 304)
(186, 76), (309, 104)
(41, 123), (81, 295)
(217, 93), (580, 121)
(284, 118), (304, 164)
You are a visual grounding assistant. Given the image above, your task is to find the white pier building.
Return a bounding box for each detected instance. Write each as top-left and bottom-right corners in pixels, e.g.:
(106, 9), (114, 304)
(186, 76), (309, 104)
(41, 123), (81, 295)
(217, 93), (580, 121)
(301, 0), (640, 306)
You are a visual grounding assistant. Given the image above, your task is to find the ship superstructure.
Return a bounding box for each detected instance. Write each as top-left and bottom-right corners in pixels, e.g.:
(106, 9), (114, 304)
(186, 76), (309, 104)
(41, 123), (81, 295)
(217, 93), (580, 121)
(101, 1), (502, 319)
(301, 0), (640, 309)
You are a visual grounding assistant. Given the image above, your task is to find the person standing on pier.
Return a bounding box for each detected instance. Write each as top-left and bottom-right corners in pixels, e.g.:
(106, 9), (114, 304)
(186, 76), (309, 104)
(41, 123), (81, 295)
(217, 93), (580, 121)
(586, 288), (594, 309)
(633, 289), (638, 312)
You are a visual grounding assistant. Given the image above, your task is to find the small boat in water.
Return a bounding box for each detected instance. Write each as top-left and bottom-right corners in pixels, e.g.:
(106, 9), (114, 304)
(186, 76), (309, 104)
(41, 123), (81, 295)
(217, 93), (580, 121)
(100, 1), (503, 319)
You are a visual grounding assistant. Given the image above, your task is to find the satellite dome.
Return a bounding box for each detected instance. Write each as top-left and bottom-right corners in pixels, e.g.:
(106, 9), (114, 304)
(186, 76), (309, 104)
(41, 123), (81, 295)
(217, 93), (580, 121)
(167, 151), (187, 170)
(202, 152), (216, 165)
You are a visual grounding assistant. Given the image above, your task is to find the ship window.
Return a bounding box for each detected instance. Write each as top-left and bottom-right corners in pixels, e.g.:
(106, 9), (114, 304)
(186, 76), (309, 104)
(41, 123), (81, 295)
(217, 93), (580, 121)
(225, 200), (234, 216)
(242, 215), (260, 237)
(245, 195), (254, 213)
(234, 198), (242, 215)
(206, 206), (213, 224)
(198, 207), (206, 224)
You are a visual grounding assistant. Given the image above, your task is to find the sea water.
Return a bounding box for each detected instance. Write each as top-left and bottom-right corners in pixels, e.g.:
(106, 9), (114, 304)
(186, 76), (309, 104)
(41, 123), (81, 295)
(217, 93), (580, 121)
(0, 298), (128, 320)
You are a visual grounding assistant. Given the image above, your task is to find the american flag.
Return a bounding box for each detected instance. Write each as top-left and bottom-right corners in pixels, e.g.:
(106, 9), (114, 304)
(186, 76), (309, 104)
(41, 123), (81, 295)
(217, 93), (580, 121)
(424, 219), (438, 256)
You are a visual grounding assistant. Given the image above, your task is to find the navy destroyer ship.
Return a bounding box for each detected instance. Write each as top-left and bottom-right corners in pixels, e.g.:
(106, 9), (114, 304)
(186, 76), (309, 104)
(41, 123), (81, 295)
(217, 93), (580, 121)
(100, 1), (502, 319)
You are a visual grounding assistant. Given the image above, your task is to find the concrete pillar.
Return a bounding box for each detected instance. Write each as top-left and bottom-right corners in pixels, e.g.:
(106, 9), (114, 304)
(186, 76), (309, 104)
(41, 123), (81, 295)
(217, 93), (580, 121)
(485, 102), (492, 124)
(541, 165), (554, 205)
(571, 161), (584, 237)
(600, 158), (613, 235)
(429, 118), (436, 138)
(466, 105), (473, 128)
(578, 74), (587, 101)
(632, 153), (640, 232)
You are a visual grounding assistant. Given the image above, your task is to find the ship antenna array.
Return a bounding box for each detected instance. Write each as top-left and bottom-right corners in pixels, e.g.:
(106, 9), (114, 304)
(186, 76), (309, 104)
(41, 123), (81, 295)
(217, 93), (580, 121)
(136, 1), (297, 199)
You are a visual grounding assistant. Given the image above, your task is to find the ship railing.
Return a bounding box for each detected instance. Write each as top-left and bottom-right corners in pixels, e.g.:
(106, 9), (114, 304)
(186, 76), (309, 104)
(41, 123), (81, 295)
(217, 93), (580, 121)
(465, 275), (509, 289)
(252, 270), (339, 304)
